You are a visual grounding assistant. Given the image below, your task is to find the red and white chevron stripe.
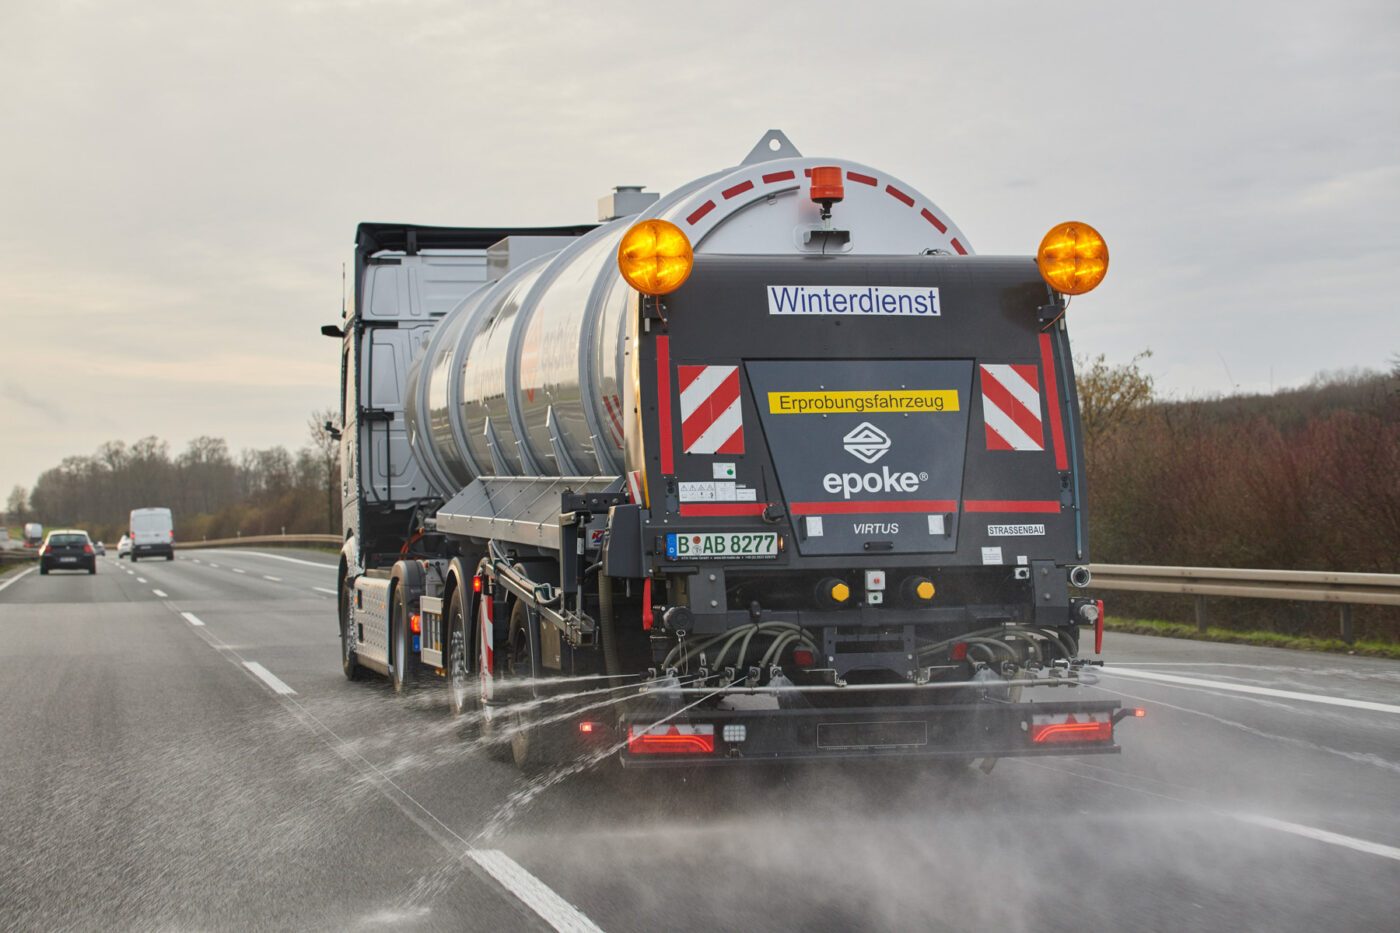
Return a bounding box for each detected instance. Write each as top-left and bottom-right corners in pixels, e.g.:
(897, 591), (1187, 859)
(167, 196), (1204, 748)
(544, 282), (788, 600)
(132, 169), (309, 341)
(980, 364), (1045, 451)
(678, 364), (745, 455)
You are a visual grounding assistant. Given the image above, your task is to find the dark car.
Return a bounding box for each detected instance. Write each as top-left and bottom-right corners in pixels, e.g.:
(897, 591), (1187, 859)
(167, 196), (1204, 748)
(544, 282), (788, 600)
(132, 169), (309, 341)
(39, 530), (97, 575)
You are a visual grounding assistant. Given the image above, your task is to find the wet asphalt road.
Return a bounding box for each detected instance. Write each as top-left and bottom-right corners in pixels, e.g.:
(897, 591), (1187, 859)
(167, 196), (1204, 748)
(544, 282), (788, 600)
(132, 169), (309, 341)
(1, 551), (1397, 932)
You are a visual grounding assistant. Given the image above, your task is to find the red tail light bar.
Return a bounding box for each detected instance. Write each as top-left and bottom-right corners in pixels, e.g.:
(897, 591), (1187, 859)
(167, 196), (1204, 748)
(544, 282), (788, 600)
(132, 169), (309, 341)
(627, 723), (715, 755)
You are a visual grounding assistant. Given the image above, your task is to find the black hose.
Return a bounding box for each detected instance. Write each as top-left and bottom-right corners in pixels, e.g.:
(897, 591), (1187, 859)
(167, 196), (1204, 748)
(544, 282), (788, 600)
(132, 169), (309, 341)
(598, 574), (624, 687)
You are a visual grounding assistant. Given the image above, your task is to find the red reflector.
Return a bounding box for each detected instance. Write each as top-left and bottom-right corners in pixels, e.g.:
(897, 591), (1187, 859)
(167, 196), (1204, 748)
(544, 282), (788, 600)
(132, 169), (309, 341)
(627, 724), (715, 755)
(641, 578), (654, 631)
(809, 165), (844, 204)
(409, 612), (421, 635)
(1030, 720), (1113, 744)
(578, 721), (596, 734)
(472, 575), (483, 594)
(950, 642), (969, 662)
(792, 647), (815, 668)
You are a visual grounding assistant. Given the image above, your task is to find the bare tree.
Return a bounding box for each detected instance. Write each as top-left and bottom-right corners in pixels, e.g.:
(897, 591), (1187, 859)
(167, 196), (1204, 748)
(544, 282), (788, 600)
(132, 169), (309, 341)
(1076, 350), (1155, 462)
(307, 407), (340, 534)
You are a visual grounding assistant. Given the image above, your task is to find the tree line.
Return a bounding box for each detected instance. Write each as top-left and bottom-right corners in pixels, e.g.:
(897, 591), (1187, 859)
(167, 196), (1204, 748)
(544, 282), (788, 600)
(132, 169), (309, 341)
(4, 409), (339, 545)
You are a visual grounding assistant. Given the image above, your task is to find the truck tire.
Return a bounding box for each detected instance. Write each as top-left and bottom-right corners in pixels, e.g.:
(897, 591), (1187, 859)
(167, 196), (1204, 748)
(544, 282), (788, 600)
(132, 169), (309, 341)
(506, 601), (569, 772)
(390, 582), (420, 696)
(340, 574), (366, 681)
(446, 587), (476, 718)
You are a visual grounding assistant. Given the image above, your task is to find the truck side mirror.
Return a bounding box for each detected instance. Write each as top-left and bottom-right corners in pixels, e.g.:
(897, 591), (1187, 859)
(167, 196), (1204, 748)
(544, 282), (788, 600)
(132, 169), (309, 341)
(321, 324), (345, 338)
(324, 421), (342, 441)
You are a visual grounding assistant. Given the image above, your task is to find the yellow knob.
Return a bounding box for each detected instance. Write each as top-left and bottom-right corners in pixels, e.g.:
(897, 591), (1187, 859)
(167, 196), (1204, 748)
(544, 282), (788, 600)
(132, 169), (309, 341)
(831, 582), (851, 603)
(916, 580), (936, 600)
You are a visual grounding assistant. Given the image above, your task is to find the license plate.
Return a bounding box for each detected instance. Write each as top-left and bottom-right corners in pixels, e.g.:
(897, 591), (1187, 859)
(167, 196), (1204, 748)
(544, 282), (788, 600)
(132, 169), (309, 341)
(60, 557), (77, 563)
(666, 532), (779, 560)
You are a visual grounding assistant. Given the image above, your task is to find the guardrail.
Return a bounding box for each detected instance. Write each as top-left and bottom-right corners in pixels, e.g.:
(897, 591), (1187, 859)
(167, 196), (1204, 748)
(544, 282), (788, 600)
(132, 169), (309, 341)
(1088, 564), (1400, 644)
(177, 534), (341, 550)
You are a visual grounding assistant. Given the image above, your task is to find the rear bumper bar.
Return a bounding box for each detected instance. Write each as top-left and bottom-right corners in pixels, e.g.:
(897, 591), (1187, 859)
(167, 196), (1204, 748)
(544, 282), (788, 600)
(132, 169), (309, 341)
(617, 699), (1125, 768)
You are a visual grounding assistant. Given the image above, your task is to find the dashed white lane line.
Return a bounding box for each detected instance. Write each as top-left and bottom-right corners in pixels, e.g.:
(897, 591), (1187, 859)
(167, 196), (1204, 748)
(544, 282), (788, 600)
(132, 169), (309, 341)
(1101, 667), (1400, 715)
(467, 849), (605, 933)
(152, 589), (168, 598)
(191, 559), (202, 564)
(181, 612), (205, 627)
(201, 549), (337, 569)
(263, 575), (282, 582)
(1232, 814), (1400, 862)
(232, 568), (246, 574)
(208, 562), (220, 568)
(242, 661), (296, 695)
(0, 568), (36, 593)
(137, 577), (148, 584)
(312, 586), (337, 596)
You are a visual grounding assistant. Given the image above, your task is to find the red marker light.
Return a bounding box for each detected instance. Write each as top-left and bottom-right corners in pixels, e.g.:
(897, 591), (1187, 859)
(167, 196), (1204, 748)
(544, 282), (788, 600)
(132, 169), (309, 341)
(1030, 720), (1113, 744)
(1133, 708), (1146, 718)
(950, 642), (969, 662)
(409, 612), (421, 635)
(792, 647), (816, 669)
(578, 721), (596, 734)
(472, 575), (484, 594)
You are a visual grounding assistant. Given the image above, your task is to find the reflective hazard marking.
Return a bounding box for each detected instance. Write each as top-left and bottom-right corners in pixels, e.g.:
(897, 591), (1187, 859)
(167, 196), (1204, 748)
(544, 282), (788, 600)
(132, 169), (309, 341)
(679, 364), (745, 455)
(980, 364), (1044, 451)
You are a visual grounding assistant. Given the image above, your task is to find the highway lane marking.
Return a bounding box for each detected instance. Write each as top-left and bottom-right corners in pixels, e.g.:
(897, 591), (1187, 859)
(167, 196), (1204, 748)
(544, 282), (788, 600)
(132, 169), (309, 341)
(312, 586), (337, 596)
(137, 577), (148, 584)
(467, 850), (605, 933)
(0, 567), (36, 593)
(152, 589), (168, 598)
(1232, 814), (1400, 862)
(1023, 759), (1400, 865)
(203, 549), (337, 569)
(263, 575), (282, 582)
(208, 562), (220, 568)
(169, 605), (606, 932)
(1100, 667), (1400, 715)
(242, 661), (296, 695)
(233, 568), (246, 574)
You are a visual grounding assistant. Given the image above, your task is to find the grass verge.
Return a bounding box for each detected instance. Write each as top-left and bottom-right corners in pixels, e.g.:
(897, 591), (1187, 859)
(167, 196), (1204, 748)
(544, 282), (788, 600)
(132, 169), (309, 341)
(1105, 618), (1400, 660)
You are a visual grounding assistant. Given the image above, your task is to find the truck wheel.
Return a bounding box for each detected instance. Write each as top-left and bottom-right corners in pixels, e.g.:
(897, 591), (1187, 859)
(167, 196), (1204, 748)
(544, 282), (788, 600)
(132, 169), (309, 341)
(446, 588), (476, 717)
(506, 601), (568, 772)
(340, 575), (366, 681)
(390, 582), (420, 696)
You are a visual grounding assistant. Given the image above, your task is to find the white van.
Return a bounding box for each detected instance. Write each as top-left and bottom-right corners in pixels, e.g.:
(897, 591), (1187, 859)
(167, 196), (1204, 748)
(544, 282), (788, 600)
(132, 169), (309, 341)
(129, 508), (174, 562)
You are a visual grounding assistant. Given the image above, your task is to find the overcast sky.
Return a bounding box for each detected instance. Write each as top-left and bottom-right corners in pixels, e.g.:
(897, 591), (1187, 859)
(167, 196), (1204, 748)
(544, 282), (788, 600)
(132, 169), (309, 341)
(2, 0), (1396, 496)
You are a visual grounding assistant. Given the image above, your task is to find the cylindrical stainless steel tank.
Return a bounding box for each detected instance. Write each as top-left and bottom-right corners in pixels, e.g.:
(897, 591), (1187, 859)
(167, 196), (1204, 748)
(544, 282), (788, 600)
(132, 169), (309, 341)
(404, 133), (975, 494)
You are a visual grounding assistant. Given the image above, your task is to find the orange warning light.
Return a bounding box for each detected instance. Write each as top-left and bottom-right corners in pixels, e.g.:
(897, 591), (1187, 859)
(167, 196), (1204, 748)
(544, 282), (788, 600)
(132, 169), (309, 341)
(1037, 221), (1109, 295)
(618, 219), (694, 296)
(809, 165), (844, 205)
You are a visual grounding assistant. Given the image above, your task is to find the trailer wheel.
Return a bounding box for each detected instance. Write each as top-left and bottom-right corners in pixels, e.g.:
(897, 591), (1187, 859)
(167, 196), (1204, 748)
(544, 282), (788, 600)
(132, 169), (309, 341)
(339, 572), (365, 681)
(505, 601), (570, 772)
(390, 581), (420, 696)
(446, 587), (476, 717)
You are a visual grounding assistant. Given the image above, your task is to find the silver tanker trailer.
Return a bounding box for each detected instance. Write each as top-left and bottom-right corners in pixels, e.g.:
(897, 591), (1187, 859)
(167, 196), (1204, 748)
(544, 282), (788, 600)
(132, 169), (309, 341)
(325, 131), (1138, 770)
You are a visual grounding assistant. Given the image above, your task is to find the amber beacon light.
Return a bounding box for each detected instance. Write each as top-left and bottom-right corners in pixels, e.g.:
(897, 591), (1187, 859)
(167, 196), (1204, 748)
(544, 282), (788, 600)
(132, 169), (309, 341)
(1037, 221), (1109, 295)
(618, 219), (694, 296)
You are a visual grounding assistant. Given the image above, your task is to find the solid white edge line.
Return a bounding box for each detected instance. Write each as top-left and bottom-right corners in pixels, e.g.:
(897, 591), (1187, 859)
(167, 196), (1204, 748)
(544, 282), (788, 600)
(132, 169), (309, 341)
(467, 850), (605, 933)
(263, 575), (282, 582)
(1233, 814), (1400, 862)
(181, 612), (205, 627)
(152, 589), (168, 598)
(312, 586), (337, 596)
(242, 661), (296, 695)
(0, 567), (36, 593)
(199, 549), (337, 569)
(1101, 667), (1400, 715)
